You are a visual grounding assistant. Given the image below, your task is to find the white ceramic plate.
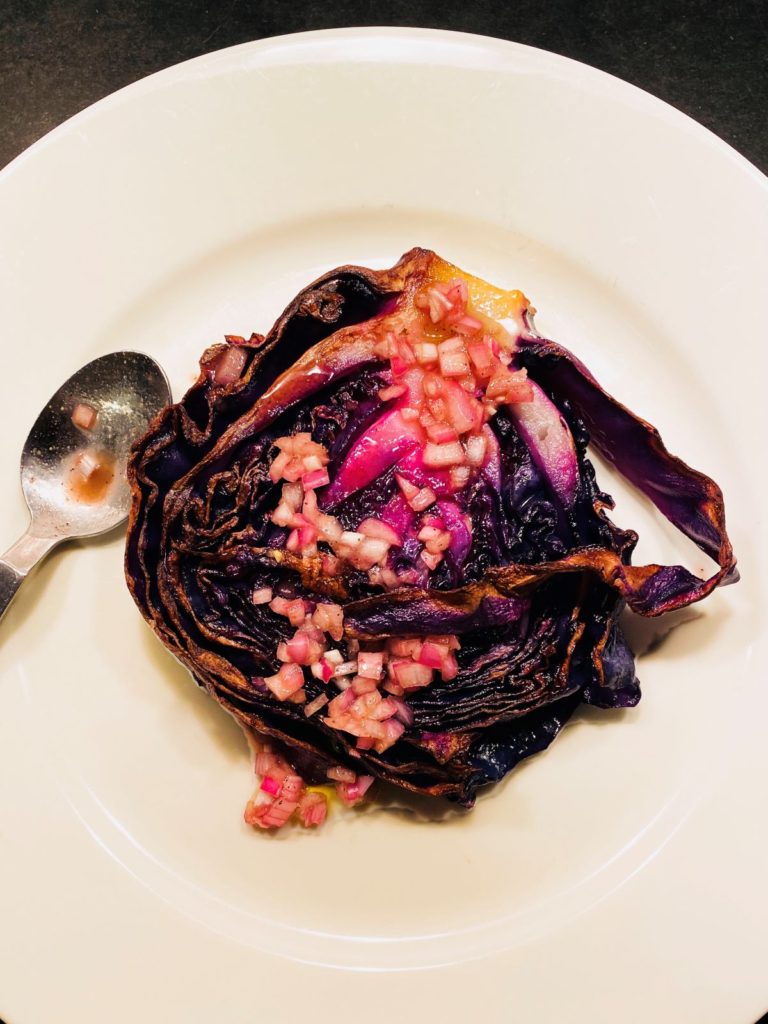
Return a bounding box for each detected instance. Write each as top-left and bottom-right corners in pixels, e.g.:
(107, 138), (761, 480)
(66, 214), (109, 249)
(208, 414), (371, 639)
(1, 28), (766, 1024)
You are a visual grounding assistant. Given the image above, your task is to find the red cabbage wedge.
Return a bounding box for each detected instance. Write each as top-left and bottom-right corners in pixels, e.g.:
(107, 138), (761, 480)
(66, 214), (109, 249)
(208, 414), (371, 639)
(125, 249), (736, 830)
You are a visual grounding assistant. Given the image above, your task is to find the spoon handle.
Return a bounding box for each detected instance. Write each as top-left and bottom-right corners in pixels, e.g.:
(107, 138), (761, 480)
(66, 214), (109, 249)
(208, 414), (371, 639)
(0, 530), (60, 623)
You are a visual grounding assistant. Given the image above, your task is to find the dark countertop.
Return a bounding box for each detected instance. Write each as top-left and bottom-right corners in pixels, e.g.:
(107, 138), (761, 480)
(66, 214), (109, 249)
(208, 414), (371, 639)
(0, 4), (765, 1024)
(1, 0), (767, 174)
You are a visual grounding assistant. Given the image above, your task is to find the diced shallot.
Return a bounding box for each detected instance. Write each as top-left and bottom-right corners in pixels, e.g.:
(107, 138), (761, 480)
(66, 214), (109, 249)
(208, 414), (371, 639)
(367, 566), (387, 587)
(276, 642), (290, 662)
(269, 596), (292, 617)
(418, 285), (452, 323)
(299, 526), (319, 550)
(439, 335), (467, 353)
(304, 693), (330, 717)
(357, 650), (384, 680)
(336, 775), (375, 806)
(311, 603), (344, 642)
(420, 549), (443, 570)
(286, 598), (313, 627)
(368, 696), (399, 721)
(332, 660), (358, 678)
(378, 384), (406, 402)
(269, 433), (329, 484)
(396, 474), (419, 501)
(326, 765), (357, 783)
(452, 314), (483, 335)
(425, 531), (452, 554)
(310, 659), (333, 682)
(285, 632), (315, 665)
(414, 342), (439, 364)
(374, 719), (405, 753)
(389, 334), (416, 376)
(211, 345), (247, 386)
(442, 379), (483, 435)
(426, 421), (459, 444)
(351, 675), (378, 695)
(410, 486), (437, 512)
(71, 403), (98, 430)
(264, 663), (305, 701)
(280, 775), (304, 802)
(302, 467), (330, 490)
(247, 771), (305, 829)
(487, 368), (534, 404)
(423, 376), (444, 405)
(321, 553), (342, 575)
(416, 279), (469, 325)
(428, 633), (461, 650)
(297, 791), (328, 827)
(444, 278), (469, 311)
(388, 637), (423, 658)
(327, 687), (356, 717)
(373, 335), (394, 359)
(391, 660), (433, 689)
(71, 449), (101, 482)
(418, 640), (450, 668)
(247, 798), (298, 829)
(346, 537), (391, 570)
(440, 653), (460, 681)
(286, 529), (301, 552)
(302, 620), (326, 643)
(464, 434), (486, 467)
(358, 518), (402, 547)
(417, 525), (441, 543)
(271, 501), (295, 527)
(338, 530), (364, 550)
(350, 690), (383, 718)
(421, 280), (468, 323)
(382, 566), (405, 588)
(283, 481), (303, 508)
(449, 466), (471, 491)
(438, 337), (471, 378)
(467, 338), (495, 377)
(252, 586), (273, 605)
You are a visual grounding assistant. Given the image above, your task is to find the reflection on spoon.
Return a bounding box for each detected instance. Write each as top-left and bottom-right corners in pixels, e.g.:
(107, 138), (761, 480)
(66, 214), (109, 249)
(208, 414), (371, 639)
(0, 351), (171, 623)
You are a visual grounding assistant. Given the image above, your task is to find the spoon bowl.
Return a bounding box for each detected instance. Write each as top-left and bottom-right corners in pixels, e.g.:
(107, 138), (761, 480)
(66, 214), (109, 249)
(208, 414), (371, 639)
(0, 351), (171, 621)
(22, 351), (171, 538)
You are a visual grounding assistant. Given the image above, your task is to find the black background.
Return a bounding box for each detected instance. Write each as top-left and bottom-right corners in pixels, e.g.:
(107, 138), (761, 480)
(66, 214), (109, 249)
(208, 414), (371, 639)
(0, 0), (767, 173)
(0, 2), (766, 1023)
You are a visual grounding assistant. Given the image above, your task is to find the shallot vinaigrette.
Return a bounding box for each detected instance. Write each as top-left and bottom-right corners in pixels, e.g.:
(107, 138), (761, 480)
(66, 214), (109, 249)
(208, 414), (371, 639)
(66, 449), (116, 504)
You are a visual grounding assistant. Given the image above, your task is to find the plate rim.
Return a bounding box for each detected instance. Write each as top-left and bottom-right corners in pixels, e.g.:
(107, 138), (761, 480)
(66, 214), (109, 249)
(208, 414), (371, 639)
(1, 25), (766, 1024)
(2, 26), (766, 193)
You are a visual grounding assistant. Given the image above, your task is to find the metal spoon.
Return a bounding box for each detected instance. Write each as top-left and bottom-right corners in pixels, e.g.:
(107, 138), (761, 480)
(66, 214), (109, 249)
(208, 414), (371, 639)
(0, 351), (171, 622)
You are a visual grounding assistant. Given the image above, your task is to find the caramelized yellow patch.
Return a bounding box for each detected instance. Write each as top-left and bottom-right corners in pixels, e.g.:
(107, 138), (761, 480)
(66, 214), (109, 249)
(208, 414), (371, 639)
(307, 784), (335, 801)
(429, 256), (531, 320)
